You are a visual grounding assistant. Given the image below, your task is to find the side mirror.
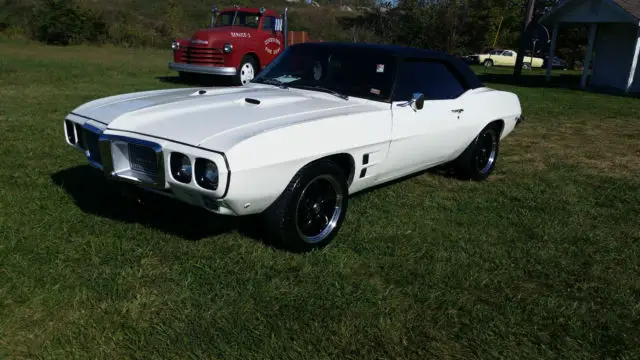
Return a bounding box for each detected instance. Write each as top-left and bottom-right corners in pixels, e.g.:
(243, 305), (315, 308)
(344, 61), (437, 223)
(412, 92), (424, 110)
(397, 92), (425, 112)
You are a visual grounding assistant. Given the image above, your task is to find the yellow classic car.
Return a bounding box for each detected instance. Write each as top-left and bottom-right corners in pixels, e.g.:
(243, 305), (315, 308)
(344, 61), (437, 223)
(465, 49), (544, 69)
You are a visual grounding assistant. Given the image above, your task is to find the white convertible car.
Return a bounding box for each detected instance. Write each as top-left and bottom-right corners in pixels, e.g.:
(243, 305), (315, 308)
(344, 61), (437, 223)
(63, 42), (524, 251)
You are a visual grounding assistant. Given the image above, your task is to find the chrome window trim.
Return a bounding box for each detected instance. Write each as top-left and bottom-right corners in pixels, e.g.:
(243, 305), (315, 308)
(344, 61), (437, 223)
(98, 134), (167, 189)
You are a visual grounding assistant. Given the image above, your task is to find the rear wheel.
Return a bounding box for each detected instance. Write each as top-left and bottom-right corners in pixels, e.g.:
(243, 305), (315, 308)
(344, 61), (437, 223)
(232, 55), (256, 86)
(454, 124), (501, 181)
(261, 159), (349, 252)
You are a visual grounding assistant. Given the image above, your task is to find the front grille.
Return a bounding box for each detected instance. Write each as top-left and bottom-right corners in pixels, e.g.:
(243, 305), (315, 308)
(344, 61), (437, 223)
(180, 46), (224, 65)
(128, 143), (158, 179)
(84, 129), (101, 165)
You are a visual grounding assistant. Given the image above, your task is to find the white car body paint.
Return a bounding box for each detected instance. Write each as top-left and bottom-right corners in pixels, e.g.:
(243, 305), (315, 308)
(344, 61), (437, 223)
(63, 82), (522, 216)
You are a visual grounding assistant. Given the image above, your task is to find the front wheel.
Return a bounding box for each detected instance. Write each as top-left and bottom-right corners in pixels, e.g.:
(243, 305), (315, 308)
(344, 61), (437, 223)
(232, 55), (256, 86)
(261, 159), (349, 252)
(483, 59), (494, 67)
(454, 124), (501, 181)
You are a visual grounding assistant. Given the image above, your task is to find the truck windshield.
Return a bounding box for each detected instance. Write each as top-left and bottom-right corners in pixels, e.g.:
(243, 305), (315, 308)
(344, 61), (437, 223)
(253, 44), (397, 103)
(215, 11), (260, 28)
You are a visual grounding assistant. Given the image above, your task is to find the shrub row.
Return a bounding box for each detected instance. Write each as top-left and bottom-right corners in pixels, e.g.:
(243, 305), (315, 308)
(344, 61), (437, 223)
(0, 0), (361, 48)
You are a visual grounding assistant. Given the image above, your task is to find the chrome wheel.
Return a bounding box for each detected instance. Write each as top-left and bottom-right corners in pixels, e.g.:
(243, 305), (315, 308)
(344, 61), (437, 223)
(295, 174), (344, 244)
(475, 129), (498, 174)
(240, 62), (255, 85)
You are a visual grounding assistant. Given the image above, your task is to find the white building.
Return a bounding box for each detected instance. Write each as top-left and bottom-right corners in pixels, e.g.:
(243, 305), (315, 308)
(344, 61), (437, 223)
(540, 0), (640, 93)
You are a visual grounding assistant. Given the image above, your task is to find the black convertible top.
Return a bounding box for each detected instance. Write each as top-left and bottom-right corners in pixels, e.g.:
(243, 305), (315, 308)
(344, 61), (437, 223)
(288, 42), (485, 90)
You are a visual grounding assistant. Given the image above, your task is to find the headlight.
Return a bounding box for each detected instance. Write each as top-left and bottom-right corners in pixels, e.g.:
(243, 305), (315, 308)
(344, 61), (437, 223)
(170, 152), (192, 183)
(171, 40), (179, 51)
(223, 43), (233, 53)
(195, 158), (219, 190)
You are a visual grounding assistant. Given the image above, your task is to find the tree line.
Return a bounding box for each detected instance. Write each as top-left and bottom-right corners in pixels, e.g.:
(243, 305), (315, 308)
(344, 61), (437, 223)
(0, 0), (588, 67)
(344, 0), (588, 67)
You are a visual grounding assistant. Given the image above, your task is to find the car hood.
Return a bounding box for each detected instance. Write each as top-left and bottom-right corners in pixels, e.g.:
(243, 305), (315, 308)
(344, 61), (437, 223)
(70, 85), (381, 151)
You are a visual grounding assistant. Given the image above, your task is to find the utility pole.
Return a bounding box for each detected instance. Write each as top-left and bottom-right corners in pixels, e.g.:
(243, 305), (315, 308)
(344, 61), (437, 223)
(513, 0), (536, 81)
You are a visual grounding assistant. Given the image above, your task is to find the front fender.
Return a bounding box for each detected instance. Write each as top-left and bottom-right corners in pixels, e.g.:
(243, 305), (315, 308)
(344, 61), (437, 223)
(217, 107), (392, 215)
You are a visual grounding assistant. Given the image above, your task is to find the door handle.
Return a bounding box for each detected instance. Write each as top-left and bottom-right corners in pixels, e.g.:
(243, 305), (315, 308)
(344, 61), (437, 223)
(451, 109), (464, 113)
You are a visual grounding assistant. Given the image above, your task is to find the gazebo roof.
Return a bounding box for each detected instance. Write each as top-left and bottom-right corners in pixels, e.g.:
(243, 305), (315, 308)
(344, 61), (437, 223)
(540, 0), (640, 25)
(613, 0), (640, 19)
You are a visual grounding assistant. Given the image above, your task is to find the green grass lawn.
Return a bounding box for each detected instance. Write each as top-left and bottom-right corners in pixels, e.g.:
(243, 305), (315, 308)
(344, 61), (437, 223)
(1, 39), (639, 359)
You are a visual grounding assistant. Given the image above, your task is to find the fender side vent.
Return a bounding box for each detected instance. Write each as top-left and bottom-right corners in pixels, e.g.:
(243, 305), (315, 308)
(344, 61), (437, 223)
(359, 168), (367, 178)
(198, 90), (206, 95)
(362, 154), (369, 165)
(245, 98), (260, 105)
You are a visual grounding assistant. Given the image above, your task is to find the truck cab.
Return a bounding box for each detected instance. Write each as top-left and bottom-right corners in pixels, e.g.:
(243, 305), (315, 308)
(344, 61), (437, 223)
(169, 6), (306, 86)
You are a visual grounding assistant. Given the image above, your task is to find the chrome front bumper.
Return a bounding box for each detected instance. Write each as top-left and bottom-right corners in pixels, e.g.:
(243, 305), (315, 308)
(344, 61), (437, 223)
(168, 62), (237, 76)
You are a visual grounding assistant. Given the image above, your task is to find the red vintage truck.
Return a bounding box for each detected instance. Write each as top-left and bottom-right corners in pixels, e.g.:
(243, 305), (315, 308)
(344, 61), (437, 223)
(169, 5), (314, 86)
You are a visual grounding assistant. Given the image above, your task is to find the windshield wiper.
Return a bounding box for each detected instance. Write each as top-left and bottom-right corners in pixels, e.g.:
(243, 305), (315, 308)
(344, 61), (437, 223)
(295, 85), (349, 100)
(256, 78), (288, 89)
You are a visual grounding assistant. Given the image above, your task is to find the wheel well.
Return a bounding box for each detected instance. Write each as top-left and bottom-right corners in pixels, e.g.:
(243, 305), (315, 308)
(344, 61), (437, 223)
(489, 119), (505, 136)
(245, 52), (260, 70)
(316, 154), (355, 186)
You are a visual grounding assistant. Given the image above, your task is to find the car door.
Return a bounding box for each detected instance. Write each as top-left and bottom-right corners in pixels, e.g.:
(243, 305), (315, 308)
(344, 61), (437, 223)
(259, 15), (284, 71)
(378, 58), (472, 182)
(501, 50), (516, 66)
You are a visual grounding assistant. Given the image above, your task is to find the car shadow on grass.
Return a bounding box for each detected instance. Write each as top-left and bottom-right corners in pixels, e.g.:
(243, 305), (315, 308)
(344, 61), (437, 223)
(50, 165), (266, 244)
(51, 164), (459, 251)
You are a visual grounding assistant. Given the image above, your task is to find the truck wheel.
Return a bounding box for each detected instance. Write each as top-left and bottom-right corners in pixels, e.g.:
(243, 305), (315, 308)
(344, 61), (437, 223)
(261, 159), (349, 252)
(233, 55), (256, 86)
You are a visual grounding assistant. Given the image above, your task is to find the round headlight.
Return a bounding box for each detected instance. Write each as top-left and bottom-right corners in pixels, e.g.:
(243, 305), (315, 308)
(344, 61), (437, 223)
(170, 152), (192, 183)
(171, 40), (179, 51)
(195, 158), (219, 190)
(223, 43), (233, 53)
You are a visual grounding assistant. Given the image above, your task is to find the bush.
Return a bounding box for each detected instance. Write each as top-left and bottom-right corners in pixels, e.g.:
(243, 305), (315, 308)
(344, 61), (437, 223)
(30, 0), (107, 45)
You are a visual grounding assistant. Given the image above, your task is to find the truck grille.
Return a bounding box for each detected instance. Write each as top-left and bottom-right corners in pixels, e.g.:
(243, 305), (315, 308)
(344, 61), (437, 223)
(180, 46), (224, 65)
(128, 143), (158, 179)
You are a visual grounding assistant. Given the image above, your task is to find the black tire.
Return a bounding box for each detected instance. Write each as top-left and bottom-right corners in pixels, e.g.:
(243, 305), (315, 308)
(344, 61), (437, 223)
(232, 55), (257, 86)
(483, 59), (494, 67)
(454, 124), (501, 181)
(261, 159), (349, 252)
(522, 63), (532, 70)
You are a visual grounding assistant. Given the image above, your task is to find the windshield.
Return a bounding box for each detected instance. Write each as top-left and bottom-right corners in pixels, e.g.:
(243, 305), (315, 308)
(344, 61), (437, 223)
(215, 11), (260, 28)
(253, 44), (398, 102)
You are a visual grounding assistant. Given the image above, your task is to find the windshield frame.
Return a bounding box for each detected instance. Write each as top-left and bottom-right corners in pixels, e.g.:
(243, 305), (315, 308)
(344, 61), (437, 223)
(252, 44), (399, 103)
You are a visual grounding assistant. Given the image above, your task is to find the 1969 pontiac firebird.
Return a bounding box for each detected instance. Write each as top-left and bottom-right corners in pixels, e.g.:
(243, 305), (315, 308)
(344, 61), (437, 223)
(63, 42), (524, 251)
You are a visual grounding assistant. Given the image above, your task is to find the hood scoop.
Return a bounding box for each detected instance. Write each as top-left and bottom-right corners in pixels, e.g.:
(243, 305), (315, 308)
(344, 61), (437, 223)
(245, 97), (261, 105)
